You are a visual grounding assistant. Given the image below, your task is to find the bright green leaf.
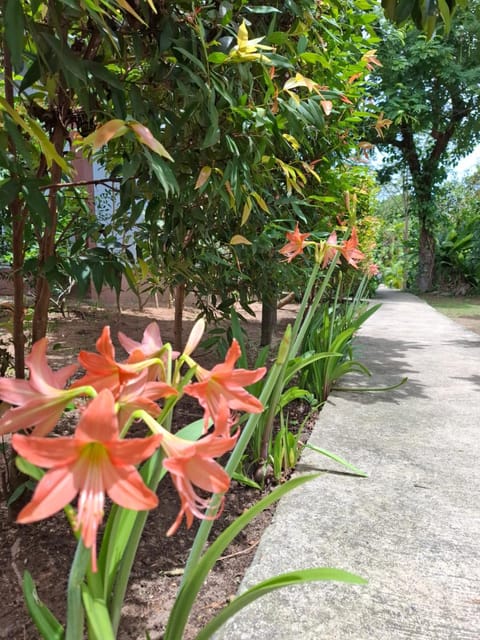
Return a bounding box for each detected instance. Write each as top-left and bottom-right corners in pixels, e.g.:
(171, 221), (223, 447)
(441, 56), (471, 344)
(23, 571), (64, 640)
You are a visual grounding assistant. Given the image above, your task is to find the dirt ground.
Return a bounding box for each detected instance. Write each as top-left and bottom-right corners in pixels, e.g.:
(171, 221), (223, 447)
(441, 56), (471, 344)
(0, 300), (306, 640)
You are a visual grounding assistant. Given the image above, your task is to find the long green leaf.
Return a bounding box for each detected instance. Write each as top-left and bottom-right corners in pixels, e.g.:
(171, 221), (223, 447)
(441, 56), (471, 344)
(164, 474), (319, 640)
(284, 351), (339, 384)
(22, 571), (64, 640)
(335, 376), (409, 393)
(329, 360), (371, 381)
(82, 588), (115, 640)
(0, 96), (70, 173)
(16, 455), (44, 481)
(66, 541), (89, 640)
(195, 567), (367, 639)
(303, 443), (367, 477)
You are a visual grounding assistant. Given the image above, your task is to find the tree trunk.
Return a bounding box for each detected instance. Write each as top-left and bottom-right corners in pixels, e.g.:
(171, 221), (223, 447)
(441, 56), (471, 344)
(4, 42), (26, 376)
(260, 293), (277, 346)
(31, 122), (65, 343)
(173, 283), (186, 352)
(416, 222), (436, 292)
(11, 201), (26, 377)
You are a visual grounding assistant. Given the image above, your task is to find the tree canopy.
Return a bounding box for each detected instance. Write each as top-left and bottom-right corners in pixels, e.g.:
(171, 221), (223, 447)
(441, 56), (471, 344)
(1, 0), (383, 368)
(369, 2), (480, 290)
(382, 0), (468, 35)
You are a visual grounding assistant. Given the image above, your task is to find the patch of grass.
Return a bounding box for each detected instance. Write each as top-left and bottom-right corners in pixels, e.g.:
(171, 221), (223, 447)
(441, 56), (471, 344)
(420, 294), (480, 318)
(420, 294), (480, 335)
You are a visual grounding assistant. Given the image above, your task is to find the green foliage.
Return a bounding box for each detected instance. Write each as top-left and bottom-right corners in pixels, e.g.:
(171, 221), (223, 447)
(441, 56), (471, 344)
(22, 571), (64, 640)
(0, 0), (383, 362)
(382, 0), (468, 36)
(300, 275), (379, 402)
(370, 4), (480, 290)
(164, 466), (368, 638)
(100, 0), (382, 320)
(373, 182), (417, 288)
(434, 168), (480, 291)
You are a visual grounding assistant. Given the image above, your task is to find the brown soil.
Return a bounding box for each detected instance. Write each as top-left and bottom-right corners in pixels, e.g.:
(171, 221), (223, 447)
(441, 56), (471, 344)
(0, 301), (307, 640)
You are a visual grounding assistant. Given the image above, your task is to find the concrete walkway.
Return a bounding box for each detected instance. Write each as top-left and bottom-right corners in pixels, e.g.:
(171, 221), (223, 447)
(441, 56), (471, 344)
(217, 288), (480, 640)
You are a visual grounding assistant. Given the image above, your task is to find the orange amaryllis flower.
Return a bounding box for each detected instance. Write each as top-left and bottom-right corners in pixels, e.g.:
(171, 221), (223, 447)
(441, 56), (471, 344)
(116, 371), (178, 428)
(118, 322), (164, 357)
(319, 230), (340, 268)
(73, 326), (147, 394)
(0, 338), (84, 436)
(339, 227), (365, 269)
(279, 223), (311, 262)
(159, 405), (238, 536)
(12, 389), (162, 571)
(182, 319), (206, 357)
(367, 262), (380, 277)
(118, 322), (179, 381)
(184, 339), (266, 428)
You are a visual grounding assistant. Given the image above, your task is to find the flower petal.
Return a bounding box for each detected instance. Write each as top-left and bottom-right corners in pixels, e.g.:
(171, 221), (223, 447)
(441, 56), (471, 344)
(227, 367), (267, 387)
(75, 389), (118, 442)
(108, 435), (162, 466)
(183, 456), (230, 494)
(17, 466), (77, 523)
(12, 434), (78, 467)
(0, 400), (68, 436)
(0, 378), (37, 405)
(104, 464), (159, 510)
(26, 339), (78, 393)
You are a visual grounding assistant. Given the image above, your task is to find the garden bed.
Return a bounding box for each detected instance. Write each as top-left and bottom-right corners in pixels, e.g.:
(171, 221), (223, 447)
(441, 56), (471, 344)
(0, 300), (313, 639)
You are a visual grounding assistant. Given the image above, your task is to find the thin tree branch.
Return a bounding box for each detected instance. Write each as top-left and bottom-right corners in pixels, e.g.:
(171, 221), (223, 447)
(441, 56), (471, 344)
(39, 178), (122, 192)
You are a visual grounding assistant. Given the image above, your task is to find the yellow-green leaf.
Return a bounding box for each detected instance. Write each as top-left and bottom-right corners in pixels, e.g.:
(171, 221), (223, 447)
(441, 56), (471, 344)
(129, 122), (174, 161)
(146, 0), (157, 13)
(82, 119), (128, 149)
(241, 197), (252, 226)
(115, 0), (146, 25)
(230, 234), (252, 245)
(283, 72), (321, 93)
(0, 97), (70, 173)
(282, 133), (301, 150)
(237, 20), (249, 51)
(251, 191), (269, 213)
(195, 166), (212, 190)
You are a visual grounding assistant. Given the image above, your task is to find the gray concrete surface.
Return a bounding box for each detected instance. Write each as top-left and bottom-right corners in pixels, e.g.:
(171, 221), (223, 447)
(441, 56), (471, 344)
(216, 288), (480, 640)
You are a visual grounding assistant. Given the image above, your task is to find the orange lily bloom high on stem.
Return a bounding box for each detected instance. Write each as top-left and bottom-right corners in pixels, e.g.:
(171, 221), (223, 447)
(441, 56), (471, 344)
(118, 322), (179, 381)
(339, 227), (365, 269)
(0, 338), (83, 436)
(118, 322), (166, 358)
(159, 404), (238, 535)
(115, 370), (177, 428)
(73, 326), (145, 394)
(320, 230), (340, 268)
(184, 339), (266, 429)
(279, 223), (311, 262)
(367, 262), (380, 277)
(12, 389), (162, 571)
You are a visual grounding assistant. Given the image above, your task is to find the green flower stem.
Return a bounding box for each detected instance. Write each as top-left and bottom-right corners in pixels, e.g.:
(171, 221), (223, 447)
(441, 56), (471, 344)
(291, 259), (321, 340)
(182, 257), (338, 582)
(72, 385), (98, 400)
(109, 509), (151, 635)
(65, 540), (90, 640)
(291, 255), (339, 356)
(181, 327), (293, 582)
(258, 326), (291, 463)
(108, 449), (165, 635)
